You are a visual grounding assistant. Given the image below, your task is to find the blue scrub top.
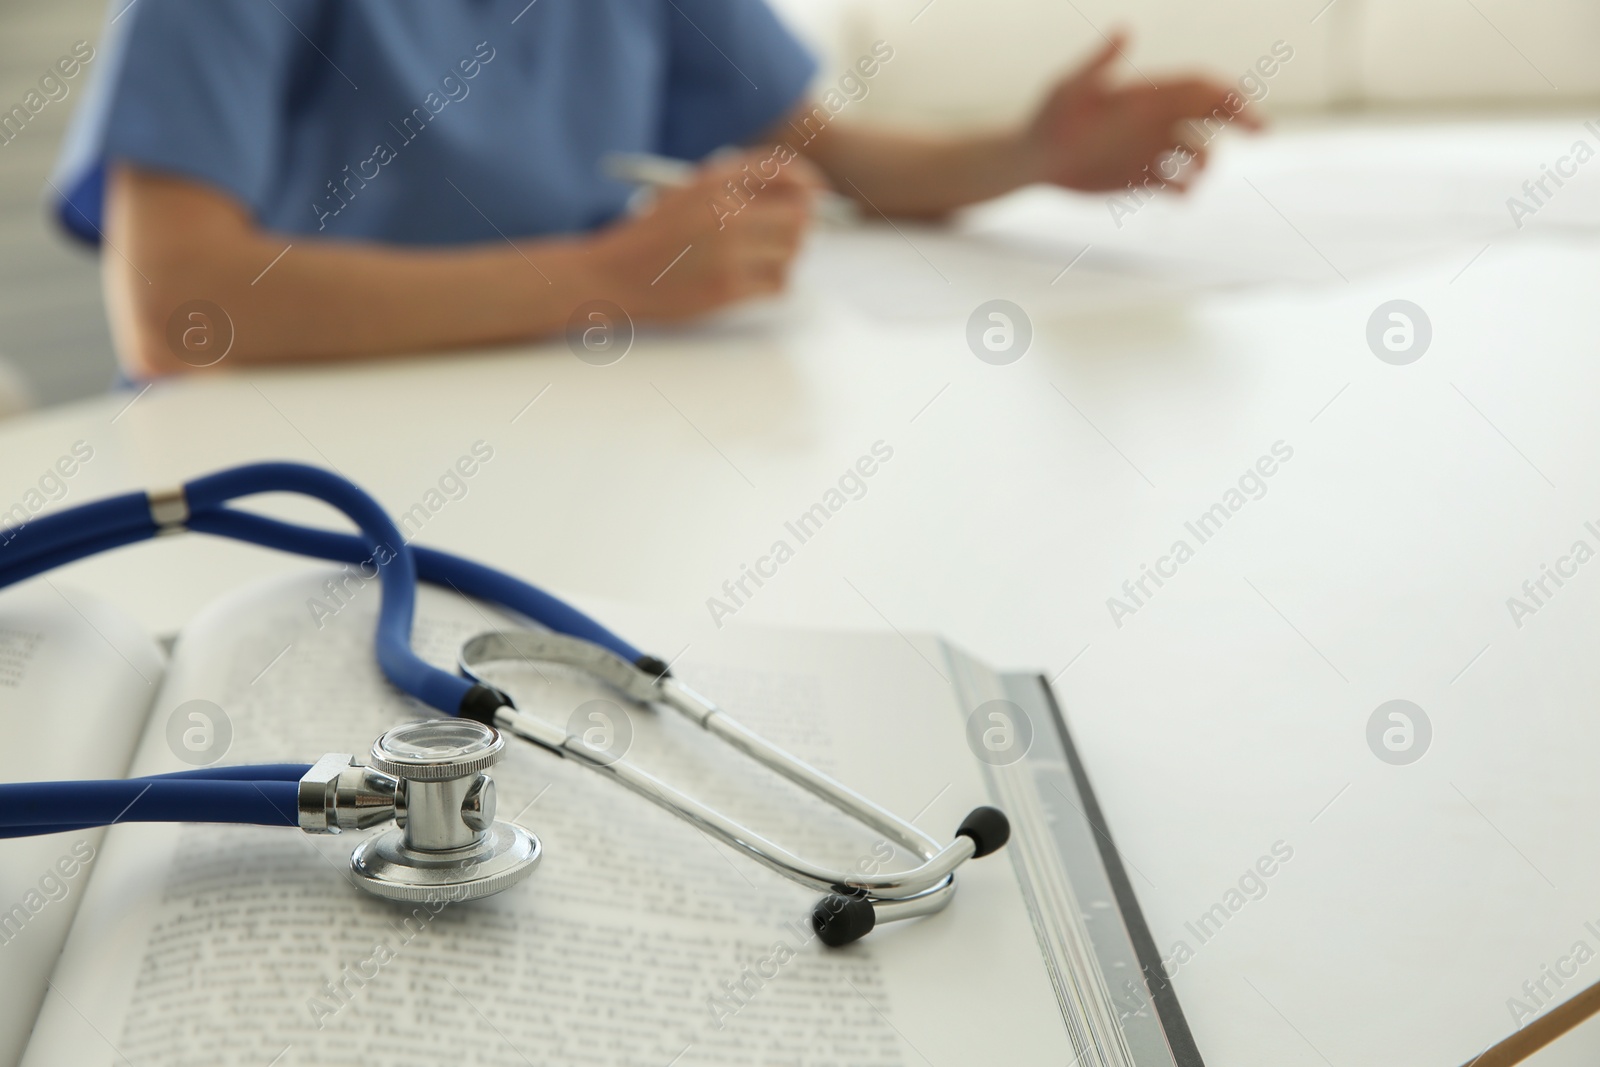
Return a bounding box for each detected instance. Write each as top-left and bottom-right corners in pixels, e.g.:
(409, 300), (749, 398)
(52, 0), (815, 246)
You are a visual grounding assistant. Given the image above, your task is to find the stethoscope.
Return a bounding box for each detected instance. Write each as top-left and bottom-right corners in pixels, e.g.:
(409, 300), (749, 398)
(0, 463), (1008, 946)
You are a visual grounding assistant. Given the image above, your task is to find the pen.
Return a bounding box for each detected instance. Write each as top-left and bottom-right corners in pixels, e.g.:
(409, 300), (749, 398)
(602, 151), (857, 225)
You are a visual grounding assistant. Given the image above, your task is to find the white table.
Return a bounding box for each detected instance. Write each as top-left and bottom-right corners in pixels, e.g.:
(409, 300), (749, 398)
(7, 116), (1600, 1066)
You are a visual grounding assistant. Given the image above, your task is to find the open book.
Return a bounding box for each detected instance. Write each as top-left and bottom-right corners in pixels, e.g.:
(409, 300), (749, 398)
(0, 569), (1197, 1066)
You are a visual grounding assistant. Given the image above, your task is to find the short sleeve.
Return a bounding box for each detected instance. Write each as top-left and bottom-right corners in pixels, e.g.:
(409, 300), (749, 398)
(52, 0), (322, 244)
(659, 0), (816, 160)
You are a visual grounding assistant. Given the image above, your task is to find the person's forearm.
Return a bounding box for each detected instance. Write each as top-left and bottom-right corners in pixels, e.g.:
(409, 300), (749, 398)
(104, 164), (635, 376)
(105, 161), (819, 376)
(109, 229), (612, 375)
(794, 122), (1043, 219)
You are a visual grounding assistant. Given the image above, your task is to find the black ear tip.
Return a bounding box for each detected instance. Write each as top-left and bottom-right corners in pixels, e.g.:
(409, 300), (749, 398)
(812, 894), (876, 947)
(957, 806), (1011, 858)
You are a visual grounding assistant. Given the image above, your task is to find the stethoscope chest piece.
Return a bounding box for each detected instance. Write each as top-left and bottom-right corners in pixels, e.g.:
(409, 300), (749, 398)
(347, 719), (541, 903)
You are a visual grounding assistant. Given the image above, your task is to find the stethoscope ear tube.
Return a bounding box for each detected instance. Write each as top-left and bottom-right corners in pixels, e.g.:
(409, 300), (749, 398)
(0, 462), (474, 717)
(0, 462), (641, 722)
(187, 464), (473, 716)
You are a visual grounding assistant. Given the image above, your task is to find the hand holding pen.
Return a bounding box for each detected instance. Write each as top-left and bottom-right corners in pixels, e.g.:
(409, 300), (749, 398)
(584, 150), (831, 321)
(605, 150), (859, 226)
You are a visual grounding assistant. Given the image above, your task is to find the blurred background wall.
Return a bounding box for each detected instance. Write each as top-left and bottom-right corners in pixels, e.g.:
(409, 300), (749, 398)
(1, 0), (1595, 408)
(768, 0), (1600, 127)
(0, 0), (113, 408)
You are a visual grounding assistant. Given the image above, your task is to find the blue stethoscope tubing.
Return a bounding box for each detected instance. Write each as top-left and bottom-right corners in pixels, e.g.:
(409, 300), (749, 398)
(0, 462), (650, 839)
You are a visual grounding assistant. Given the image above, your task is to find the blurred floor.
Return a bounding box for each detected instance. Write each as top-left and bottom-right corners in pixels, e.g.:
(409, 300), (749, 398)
(0, 0), (115, 408)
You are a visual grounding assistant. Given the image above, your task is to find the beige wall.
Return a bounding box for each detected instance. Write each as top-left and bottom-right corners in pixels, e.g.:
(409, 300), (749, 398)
(768, 0), (1600, 127)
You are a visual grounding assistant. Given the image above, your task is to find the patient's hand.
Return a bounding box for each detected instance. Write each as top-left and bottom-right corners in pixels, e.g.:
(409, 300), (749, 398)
(1024, 33), (1262, 193)
(592, 151), (825, 321)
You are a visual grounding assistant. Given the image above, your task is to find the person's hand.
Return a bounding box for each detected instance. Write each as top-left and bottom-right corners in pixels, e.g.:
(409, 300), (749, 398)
(1022, 32), (1263, 194)
(589, 150), (826, 321)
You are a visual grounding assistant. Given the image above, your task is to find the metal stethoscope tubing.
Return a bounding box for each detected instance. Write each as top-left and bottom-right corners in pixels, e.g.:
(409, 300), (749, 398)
(462, 630), (999, 902)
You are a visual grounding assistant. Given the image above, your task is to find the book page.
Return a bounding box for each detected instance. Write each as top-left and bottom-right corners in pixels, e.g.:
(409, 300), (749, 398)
(0, 582), (165, 1067)
(23, 569), (1069, 1065)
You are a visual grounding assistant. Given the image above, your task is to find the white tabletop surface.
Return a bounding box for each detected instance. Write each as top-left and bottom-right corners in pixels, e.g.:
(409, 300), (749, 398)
(6, 116), (1600, 1066)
